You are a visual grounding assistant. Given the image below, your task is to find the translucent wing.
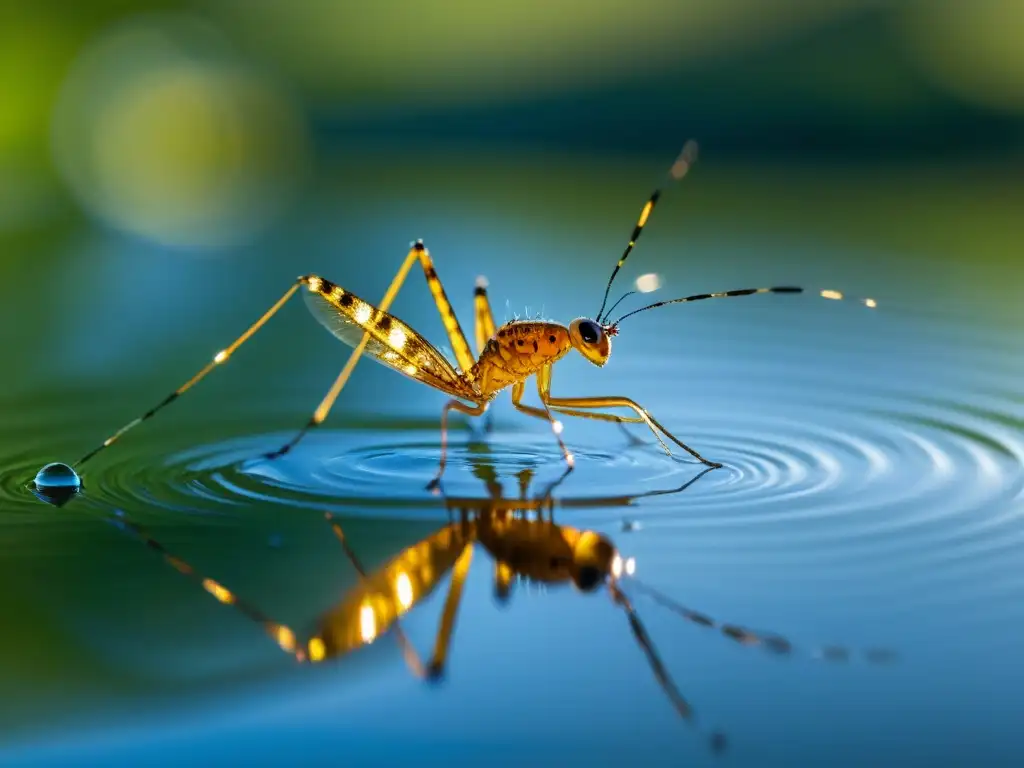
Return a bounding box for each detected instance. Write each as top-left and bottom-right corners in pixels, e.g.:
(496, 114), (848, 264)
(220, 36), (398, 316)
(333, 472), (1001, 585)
(303, 278), (473, 399)
(313, 523), (473, 659)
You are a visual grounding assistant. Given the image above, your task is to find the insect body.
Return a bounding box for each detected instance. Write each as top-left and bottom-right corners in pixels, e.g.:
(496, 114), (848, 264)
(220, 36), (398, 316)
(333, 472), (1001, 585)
(72, 141), (874, 485)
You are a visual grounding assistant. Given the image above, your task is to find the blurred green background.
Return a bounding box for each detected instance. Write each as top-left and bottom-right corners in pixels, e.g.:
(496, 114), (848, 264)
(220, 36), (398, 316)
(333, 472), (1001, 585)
(2, 0), (1023, 253)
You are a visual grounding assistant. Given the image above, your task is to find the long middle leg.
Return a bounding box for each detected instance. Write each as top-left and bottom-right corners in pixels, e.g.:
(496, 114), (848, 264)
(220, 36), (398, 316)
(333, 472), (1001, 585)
(536, 365), (721, 468)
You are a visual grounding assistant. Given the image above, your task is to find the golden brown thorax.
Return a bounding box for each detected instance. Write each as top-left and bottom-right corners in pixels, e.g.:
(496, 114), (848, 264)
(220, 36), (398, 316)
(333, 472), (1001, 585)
(470, 321), (572, 398)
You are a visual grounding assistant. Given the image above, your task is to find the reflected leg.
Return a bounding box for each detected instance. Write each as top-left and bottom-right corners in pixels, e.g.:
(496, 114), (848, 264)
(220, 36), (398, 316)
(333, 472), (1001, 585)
(426, 545), (475, 679)
(323, 514), (428, 677)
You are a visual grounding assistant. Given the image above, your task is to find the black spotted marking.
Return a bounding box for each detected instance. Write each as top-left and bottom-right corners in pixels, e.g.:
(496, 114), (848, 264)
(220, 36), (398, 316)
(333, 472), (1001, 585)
(498, 329), (506, 338)
(376, 315), (392, 331)
(726, 288), (758, 297)
(143, 391), (179, 420)
(548, 335), (556, 343)
(532, 340), (538, 352)
(339, 293), (353, 307)
(474, 286), (487, 297)
(516, 340), (523, 347)
(318, 278), (335, 293)
(424, 267), (437, 279)
(413, 241), (426, 252)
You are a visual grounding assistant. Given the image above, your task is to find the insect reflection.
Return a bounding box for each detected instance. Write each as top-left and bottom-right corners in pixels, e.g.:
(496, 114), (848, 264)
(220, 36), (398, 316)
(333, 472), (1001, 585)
(101, 462), (893, 754)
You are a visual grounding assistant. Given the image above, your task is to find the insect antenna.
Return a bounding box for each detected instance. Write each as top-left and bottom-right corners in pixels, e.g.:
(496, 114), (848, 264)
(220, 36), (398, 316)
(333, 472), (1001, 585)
(601, 290), (637, 326)
(596, 140), (699, 323)
(627, 579), (897, 665)
(608, 287), (878, 329)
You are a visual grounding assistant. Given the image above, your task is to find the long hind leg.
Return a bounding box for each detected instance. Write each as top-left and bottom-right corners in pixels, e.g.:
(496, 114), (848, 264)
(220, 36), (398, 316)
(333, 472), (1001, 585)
(265, 240), (481, 459)
(76, 279), (306, 468)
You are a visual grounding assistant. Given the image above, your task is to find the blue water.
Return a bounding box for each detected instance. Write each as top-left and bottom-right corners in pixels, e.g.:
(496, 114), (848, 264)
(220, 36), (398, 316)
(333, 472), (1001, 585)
(2, 160), (1023, 766)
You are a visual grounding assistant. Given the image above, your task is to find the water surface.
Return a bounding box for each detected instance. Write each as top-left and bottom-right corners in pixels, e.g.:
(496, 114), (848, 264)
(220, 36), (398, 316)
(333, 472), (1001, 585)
(2, 154), (1023, 766)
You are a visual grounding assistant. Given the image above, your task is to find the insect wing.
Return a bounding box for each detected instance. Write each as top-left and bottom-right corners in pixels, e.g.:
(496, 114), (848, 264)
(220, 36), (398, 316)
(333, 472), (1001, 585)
(304, 280), (470, 398)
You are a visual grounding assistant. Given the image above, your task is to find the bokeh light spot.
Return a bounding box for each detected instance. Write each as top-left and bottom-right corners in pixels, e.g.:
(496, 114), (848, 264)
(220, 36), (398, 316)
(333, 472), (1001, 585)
(51, 14), (309, 251)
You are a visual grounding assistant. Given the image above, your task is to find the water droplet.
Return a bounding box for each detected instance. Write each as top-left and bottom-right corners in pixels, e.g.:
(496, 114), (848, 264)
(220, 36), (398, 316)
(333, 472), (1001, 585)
(32, 462), (81, 506)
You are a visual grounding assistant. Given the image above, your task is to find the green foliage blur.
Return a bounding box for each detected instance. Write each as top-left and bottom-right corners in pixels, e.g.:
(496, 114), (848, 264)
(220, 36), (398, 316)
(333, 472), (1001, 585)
(3, 0), (1023, 234)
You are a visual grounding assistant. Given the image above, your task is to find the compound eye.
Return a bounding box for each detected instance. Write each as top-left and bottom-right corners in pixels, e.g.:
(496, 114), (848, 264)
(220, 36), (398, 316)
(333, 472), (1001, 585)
(579, 320), (602, 345)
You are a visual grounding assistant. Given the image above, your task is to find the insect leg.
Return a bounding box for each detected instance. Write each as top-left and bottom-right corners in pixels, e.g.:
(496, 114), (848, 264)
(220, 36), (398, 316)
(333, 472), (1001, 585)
(321, 513), (429, 678)
(425, 543), (475, 679)
(75, 279), (305, 468)
(89, 502), (302, 659)
(428, 398), (489, 490)
(413, 241), (476, 375)
(473, 276), (497, 432)
(547, 405), (648, 447)
(263, 245), (425, 460)
(473, 275), (497, 355)
(537, 365), (721, 468)
(510, 380), (575, 470)
(547, 406), (646, 425)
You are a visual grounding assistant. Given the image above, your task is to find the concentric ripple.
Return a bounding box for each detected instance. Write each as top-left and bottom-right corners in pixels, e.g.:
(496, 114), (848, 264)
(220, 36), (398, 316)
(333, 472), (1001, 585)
(3, 310), (1024, 610)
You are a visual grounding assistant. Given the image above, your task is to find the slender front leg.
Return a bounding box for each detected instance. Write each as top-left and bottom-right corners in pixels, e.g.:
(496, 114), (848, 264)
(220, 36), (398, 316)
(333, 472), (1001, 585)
(537, 365), (721, 468)
(428, 398), (489, 490)
(510, 380), (575, 471)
